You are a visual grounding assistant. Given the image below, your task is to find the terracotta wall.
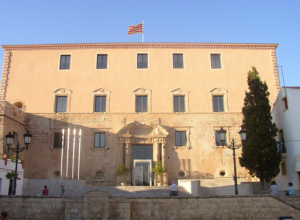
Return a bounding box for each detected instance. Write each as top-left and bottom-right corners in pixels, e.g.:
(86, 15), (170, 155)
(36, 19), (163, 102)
(1, 43), (279, 113)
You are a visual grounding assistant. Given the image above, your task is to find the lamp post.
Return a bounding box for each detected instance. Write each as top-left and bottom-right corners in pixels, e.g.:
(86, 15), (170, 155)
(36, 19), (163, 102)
(219, 127), (246, 195)
(5, 131), (32, 195)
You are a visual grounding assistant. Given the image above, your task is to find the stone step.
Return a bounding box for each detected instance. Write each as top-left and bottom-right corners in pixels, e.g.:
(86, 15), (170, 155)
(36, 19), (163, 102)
(23, 179), (192, 197)
(34, 186), (192, 197)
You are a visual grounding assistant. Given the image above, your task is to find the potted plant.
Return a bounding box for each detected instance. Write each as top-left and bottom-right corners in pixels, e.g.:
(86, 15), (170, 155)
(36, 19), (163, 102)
(116, 163), (129, 186)
(152, 161), (166, 186)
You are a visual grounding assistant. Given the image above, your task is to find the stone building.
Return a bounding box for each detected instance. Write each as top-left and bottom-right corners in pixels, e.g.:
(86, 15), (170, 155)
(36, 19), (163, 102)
(0, 42), (280, 187)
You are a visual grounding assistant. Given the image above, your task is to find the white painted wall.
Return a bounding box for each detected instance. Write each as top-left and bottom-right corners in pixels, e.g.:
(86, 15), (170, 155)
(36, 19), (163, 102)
(0, 159), (24, 195)
(178, 178), (253, 196)
(272, 87), (300, 190)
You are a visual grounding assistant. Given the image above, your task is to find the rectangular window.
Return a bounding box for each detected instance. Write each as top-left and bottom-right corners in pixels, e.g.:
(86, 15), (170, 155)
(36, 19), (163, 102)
(174, 96), (185, 112)
(136, 96), (148, 112)
(215, 130), (226, 146)
(175, 131), (187, 146)
(137, 54), (148, 68)
(213, 96), (224, 112)
(279, 129), (287, 153)
(94, 132), (106, 148)
(95, 96), (106, 112)
(97, 54), (108, 69)
(56, 96), (67, 112)
(282, 97), (288, 110)
(173, 54), (183, 68)
(211, 54), (221, 69)
(60, 55), (71, 69)
(281, 162), (287, 175)
(53, 132), (64, 149)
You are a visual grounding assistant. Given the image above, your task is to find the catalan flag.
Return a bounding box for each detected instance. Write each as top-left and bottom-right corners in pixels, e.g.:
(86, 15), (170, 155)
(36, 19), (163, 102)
(128, 23), (143, 35)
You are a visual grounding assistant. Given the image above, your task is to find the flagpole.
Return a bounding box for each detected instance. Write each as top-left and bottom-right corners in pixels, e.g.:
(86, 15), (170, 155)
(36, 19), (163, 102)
(142, 21), (144, 43)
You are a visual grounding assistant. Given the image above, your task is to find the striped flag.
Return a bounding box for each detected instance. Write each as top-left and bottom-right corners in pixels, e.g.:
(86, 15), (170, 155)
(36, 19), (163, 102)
(128, 23), (143, 35)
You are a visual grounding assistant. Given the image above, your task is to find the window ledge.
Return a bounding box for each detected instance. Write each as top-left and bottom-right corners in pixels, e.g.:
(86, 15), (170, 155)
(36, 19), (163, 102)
(282, 153), (288, 160)
(90, 147), (107, 151)
(214, 145), (226, 149)
(50, 147), (63, 151)
(173, 145), (191, 150)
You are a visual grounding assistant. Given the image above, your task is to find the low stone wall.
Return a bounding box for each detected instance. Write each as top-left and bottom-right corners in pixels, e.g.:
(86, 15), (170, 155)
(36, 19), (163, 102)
(1, 193), (300, 220)
(179, 178), (255, 196)
(0, 197), (65, 220)
(277, 196), (300, 210)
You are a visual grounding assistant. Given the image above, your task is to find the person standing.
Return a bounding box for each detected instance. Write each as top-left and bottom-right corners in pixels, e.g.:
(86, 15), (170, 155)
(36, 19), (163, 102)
(287, 182), (296, 196)
(61, 185), (65, 197)
(169, 180), (179, 196)
(42, 186), (49, 196)
(270, 181), (279, 196)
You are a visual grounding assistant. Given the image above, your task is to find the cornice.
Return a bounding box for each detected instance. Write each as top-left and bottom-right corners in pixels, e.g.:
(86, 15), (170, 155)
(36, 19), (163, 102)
(2, 42), (279, 51)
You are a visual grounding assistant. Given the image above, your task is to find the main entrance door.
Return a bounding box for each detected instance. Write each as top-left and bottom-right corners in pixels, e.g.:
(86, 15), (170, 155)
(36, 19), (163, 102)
(134, 160), (152, 186)
(132, 144), (153, 186)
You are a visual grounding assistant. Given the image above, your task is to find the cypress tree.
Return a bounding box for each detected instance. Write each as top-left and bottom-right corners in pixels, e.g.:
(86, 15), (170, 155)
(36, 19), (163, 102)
(239, 67), (281, 191)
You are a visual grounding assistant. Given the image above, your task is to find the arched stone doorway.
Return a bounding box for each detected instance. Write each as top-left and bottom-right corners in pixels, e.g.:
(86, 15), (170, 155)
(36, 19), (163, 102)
(117, 122), (169, 186)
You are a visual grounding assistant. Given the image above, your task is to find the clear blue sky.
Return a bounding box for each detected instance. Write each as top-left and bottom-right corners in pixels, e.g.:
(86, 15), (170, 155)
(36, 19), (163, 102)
(1, 0), (299, 86)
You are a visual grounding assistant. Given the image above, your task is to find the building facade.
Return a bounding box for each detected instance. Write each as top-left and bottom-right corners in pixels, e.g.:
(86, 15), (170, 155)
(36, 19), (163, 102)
(272, 87), (300, 190)
(0, 42), (280, 186)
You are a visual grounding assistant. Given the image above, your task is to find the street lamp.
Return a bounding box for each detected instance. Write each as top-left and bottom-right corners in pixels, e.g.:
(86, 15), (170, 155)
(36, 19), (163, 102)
(219, 127), (246, 195)
(5, 131), (32, 195)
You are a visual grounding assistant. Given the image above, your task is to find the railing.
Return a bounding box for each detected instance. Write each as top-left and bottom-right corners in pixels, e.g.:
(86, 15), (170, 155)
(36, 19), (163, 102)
(277, 141), (287, 154)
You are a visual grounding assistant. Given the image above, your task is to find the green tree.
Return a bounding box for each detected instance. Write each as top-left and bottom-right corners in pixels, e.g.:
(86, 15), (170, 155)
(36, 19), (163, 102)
(5, 171), (20, 195)
(239, 67), (281, 191)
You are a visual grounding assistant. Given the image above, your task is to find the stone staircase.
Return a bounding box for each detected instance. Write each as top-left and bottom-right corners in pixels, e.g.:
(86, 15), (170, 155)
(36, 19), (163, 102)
(23, 179), (192, 197)
(63, 186), (191, 197)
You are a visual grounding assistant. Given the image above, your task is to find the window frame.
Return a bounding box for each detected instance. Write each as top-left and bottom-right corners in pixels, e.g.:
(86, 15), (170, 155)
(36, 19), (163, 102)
(210, 88), (228, 112)
(174, 95), (186, 112)
(281, 162), (287, 175)
(133, 88), (152, 113)
(53, 132), (64, 149)
(53, 88), (72, 113)
(173, 53), (184, 69)
(173, 126), (191, 150)
(213, 95), (225, 112)
(137, 53), (148, 69)
(278, 129), (287, 153)
(96, 54), (108, 69)
(94, 132), (106, 148)
(171, 88), (189, 113)
(175, 131), (187, 146)
(92, 88), (111, 113)
(282, 96), (288, 111)
(56, 96), (68, 113)
(210, 53), (222, 69)
(94, 96), (107, 112)
(59, 54), (71, 70)
(136, 95), (148, 112)
(215, 129), (227, 147)
(13, 100), (26, 111)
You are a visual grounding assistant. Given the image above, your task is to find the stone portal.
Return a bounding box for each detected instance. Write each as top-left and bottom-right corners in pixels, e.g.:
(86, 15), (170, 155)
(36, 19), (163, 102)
(117, 122), (169, 186)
